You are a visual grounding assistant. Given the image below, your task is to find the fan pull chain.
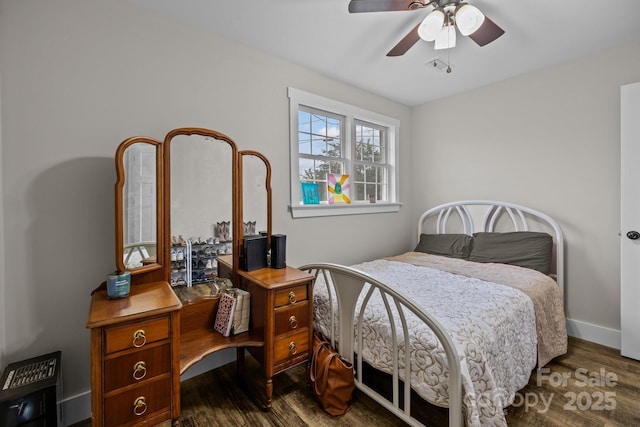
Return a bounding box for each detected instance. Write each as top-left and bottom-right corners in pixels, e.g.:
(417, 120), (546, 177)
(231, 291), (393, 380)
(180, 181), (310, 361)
(446, 12), (452, 73)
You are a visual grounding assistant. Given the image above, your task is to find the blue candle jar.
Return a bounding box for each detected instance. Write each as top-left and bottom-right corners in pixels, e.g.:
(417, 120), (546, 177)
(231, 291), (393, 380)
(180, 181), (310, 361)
(107, 271), (131, 299)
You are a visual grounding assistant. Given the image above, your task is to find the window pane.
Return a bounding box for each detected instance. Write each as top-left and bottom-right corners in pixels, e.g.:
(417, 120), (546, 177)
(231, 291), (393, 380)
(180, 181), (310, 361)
(299, 159), (344, 183)
(299, 158), (315, 181)
(353, 163), (388, 202)
(324, 139), (341, 158)
(298, 132), (311, 155)
(300, 107), (343, 158)
(298, 110), (311, 134)
(317, 183), (328, 202)
(354, 164), (365, 201)
(311, 136), (326, 156)
(355, 121), (385, 163)
(365, 184), (376, 199)
(373, 143), (382, 163)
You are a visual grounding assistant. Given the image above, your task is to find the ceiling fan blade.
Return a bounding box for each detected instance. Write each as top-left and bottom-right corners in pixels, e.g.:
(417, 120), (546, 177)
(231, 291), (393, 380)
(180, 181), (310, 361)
(468, 16), (505, 46)
(386, 22), (422, 56)
(349, 0), (418, 13)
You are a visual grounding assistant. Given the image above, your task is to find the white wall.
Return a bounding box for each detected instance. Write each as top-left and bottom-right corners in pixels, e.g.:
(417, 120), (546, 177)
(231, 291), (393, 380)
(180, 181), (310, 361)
(0, 0), (411, 424)
(411, 40), (640, 345)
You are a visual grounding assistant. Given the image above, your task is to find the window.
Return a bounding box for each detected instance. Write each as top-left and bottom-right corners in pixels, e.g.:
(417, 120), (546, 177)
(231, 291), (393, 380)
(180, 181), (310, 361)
(289, 87), (401, 218)
(353, 121), (388, 202)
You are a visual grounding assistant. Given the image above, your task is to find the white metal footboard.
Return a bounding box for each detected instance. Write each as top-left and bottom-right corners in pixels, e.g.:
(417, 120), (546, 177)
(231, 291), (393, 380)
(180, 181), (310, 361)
(299, 263), (463, 427)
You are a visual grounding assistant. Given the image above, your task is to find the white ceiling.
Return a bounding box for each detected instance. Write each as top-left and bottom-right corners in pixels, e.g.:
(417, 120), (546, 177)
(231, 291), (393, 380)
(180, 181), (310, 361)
(130, 0), (640, 106)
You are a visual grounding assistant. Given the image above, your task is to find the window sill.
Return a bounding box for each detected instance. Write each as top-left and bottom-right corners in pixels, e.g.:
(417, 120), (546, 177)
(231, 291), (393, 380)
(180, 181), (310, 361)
(289, 202), (402, 218)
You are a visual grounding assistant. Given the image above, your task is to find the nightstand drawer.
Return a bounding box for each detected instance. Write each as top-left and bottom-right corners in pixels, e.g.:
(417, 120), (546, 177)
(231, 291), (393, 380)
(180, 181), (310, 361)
(274, 329), (309, 363)
(104, 343), (171, 393)
(104, 376), (171, 427)
(274, 302), (309, 336)
(105, 317), (169, 354)
(275, 285), (307, 307)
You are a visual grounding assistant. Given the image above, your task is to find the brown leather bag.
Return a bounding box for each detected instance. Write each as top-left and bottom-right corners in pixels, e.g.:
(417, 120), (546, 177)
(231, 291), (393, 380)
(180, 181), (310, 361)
(309, 331), (356, 416)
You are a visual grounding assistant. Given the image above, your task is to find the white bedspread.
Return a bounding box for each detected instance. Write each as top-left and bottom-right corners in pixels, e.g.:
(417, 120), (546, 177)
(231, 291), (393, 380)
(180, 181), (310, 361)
(313, 258), (540, 426)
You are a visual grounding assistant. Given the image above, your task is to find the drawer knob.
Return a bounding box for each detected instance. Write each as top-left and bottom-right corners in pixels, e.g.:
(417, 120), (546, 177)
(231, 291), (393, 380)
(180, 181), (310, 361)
(132, 361), (147, 381)
(132, 329), (147, 348)
(288, 291), (297, 304)
(289, 341), (298, 355)
(289, 315), (298, 329)
(133, 396), (147, 416)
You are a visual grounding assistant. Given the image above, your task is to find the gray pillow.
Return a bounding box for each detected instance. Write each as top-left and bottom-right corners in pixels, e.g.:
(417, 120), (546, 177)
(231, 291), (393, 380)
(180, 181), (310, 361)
(468, 231), (553, 274)
(414, 233), (473, 259)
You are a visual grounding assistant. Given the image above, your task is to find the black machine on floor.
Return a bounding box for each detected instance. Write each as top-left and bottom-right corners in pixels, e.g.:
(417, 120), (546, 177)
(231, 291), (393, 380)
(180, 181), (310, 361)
(0, 351), (62, 426)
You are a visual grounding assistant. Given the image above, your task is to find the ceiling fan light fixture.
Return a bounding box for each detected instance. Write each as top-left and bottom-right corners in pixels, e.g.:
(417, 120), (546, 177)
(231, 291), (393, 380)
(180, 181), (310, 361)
(418, 9), (445, 41)
(455, 3), (485, 36)
(434, 24), (456, 49)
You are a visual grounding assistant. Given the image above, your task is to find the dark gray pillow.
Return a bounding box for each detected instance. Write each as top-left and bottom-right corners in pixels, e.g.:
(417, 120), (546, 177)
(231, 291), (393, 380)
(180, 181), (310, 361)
(468, 231), (553, 274)
(414, 233), (473, 259)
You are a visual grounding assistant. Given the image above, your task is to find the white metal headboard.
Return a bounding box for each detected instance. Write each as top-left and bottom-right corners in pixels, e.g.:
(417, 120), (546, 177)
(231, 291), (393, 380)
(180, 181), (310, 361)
(418, 200), (564, 296)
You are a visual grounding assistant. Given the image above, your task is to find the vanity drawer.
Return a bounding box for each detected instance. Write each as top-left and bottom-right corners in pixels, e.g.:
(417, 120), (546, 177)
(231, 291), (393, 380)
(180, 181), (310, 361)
(105, 317), (169, 354)
(274, 329), (309, 364)
(104, 343), (171, 393)
(104, 376), (171, 427)
(274, 302), (309, 336)
(275, 285), (307, 308)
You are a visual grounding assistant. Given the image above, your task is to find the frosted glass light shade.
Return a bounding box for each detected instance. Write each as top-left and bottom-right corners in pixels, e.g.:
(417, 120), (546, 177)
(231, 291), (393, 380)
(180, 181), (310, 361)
(455, 3), (485, 36)
(418, 9), (445, 41)
(434, 25), (456, 49)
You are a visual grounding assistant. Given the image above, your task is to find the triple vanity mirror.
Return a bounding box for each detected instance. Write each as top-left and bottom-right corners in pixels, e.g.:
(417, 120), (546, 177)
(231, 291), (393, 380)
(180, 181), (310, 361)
(114, 127), (272, 286)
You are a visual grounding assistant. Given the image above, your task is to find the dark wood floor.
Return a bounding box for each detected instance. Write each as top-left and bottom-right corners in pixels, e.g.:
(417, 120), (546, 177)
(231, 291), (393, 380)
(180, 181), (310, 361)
(503, 337), (640, 427)
(73, 337), (640, 426)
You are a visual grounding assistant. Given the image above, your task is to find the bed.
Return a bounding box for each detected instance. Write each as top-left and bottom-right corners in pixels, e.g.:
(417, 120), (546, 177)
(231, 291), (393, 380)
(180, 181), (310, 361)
(299, 200), (568, 427)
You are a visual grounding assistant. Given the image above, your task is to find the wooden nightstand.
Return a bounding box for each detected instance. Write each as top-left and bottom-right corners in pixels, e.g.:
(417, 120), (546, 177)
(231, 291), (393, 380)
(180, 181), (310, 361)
(217, 256), (314, 410)
(86, 281), (182, 427)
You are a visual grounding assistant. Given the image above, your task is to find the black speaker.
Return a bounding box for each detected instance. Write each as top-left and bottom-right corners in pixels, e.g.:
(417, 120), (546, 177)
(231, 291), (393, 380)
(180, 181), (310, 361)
(242, 235), (268, 271)
(271, 234), (286, 269)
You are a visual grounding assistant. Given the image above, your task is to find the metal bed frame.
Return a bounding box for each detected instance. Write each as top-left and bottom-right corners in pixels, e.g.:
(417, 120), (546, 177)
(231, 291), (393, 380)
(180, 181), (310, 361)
(300, 200), (564, 427)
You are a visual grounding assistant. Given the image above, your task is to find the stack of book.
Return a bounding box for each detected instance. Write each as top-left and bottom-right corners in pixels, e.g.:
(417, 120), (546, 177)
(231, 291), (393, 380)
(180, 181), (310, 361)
(213, 288), (250, 337)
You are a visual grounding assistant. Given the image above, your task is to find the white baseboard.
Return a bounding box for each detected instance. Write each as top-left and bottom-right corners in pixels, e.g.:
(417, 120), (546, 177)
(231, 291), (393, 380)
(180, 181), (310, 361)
(61, 390), (91, 426)
(566, 317), (621, 350)
(61, 349), (235, 426)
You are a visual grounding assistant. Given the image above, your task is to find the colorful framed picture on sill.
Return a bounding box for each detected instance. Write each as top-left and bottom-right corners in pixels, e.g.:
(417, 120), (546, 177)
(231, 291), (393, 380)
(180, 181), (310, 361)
(301, 182), (320, 205)
(327, 174), (351, 204)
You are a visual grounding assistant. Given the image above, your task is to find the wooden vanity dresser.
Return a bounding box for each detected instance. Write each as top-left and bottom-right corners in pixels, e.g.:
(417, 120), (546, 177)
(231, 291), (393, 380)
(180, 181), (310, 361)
(88, 128), (314, 426)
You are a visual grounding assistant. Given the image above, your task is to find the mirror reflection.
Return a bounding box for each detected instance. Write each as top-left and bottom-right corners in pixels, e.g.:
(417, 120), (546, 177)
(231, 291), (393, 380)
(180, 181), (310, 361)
(121, 142), (158, 270)
(168, 133), (234, 286)
(241, 151), (271, 239)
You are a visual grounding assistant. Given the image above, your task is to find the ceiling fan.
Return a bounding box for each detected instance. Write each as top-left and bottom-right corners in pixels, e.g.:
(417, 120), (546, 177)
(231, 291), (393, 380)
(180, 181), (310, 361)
(348, 0), (505, 56)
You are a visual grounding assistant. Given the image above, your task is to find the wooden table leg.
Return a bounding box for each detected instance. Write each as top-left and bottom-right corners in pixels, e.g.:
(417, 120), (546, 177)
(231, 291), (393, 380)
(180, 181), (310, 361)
(265, 376), (273, 411)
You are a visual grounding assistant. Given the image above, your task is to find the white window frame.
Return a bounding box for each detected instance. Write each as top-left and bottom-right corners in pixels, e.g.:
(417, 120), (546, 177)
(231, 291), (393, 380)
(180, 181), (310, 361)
(288, 87), (401, 218)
